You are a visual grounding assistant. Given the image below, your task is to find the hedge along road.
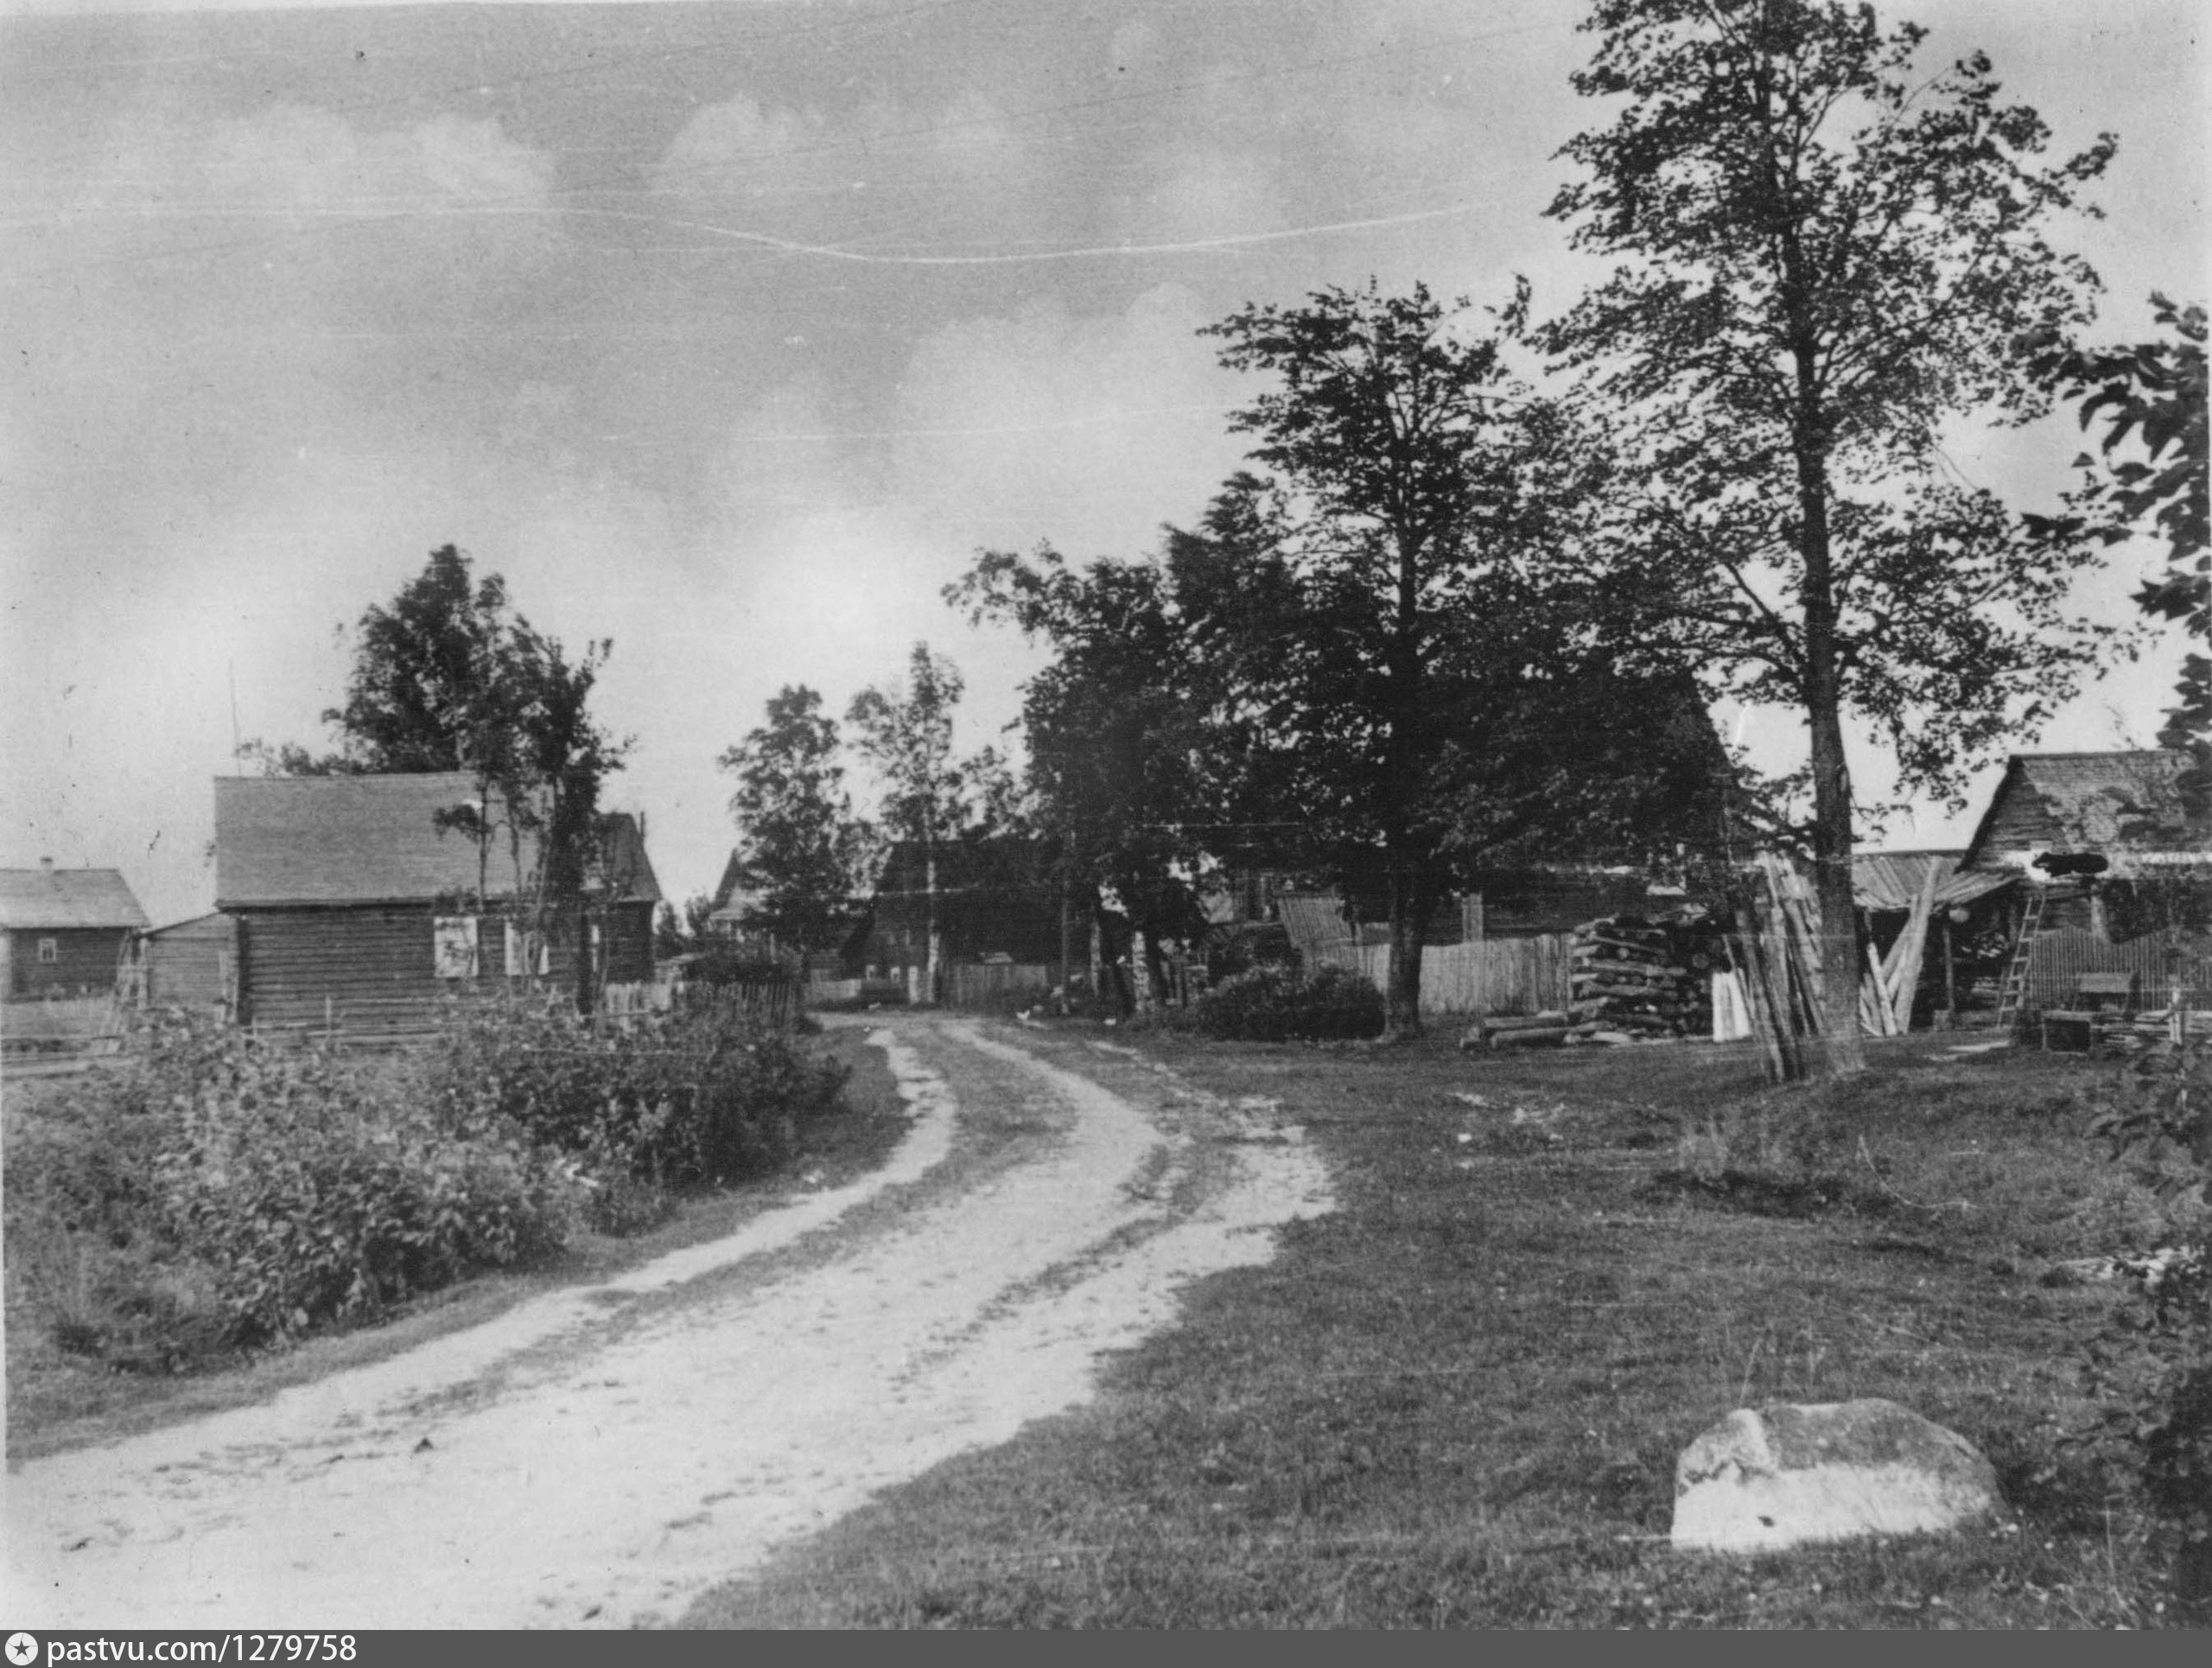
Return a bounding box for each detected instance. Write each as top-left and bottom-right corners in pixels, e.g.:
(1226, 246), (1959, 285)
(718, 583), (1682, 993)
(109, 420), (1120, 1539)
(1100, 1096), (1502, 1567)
(5, 1014), (1334, 1629)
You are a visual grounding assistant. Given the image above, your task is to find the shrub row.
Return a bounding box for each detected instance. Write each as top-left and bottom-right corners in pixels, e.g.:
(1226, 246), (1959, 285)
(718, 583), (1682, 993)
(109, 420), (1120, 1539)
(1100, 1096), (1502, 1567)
(1192, 963), (1384, 1041)
(4, 996), (851, 1369)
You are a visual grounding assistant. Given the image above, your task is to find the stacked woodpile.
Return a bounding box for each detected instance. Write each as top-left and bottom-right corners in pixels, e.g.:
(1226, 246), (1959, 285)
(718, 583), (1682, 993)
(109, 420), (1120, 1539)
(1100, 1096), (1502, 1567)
(2075, 1005), (2211, 1055)
(1567, 915), (1713, 1042)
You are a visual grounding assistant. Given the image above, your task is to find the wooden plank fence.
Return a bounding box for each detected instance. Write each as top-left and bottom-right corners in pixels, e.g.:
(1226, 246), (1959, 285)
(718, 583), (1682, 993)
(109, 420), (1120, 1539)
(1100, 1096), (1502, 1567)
(944, 961), (1053, 1011)
(1351, 937), (1574, 1017)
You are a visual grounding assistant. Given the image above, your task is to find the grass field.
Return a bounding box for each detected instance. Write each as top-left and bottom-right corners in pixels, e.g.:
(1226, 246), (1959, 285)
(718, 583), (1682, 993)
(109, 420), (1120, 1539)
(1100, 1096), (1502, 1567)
(3, 1023), (910, 1461)
(682, 1022), (2200, 1629)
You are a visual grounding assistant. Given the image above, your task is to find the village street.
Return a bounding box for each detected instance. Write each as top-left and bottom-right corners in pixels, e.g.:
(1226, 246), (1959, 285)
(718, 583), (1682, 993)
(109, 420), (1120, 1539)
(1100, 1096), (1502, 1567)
(3, 1016), (1333, 1630)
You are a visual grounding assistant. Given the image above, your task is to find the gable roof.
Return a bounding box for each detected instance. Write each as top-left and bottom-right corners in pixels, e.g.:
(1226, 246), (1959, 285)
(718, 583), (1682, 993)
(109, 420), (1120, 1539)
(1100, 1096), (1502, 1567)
(1960, 751), (2209, 871)
(215, 774), (660, 908)
(0, 868), (149, 931)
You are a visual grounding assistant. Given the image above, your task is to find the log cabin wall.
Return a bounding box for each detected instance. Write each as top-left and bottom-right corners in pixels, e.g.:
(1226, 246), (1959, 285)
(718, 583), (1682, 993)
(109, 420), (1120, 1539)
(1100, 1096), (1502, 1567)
(237, 901), (658, 1035)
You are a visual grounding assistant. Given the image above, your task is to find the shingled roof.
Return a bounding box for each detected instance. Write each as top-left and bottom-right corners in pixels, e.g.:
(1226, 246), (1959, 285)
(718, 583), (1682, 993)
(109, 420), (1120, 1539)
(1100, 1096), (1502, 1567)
(0, 867), (149, 931)
(1960, 752), (2209, 871)
(215, 774), (660, 909)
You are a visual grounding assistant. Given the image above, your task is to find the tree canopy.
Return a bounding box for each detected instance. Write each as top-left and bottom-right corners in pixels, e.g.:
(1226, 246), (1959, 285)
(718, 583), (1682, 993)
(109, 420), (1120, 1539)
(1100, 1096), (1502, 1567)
(244, 544), (630, 914)
(1188, 278), (1601, 1035)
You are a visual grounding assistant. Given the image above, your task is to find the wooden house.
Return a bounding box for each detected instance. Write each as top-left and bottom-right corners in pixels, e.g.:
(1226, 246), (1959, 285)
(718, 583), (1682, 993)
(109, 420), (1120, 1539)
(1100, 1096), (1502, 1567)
(851, 836), (1077, 981)
(1960, 750), (2208, 880)
(214, 773), (661, 1039)
(0, 863), (148, 998)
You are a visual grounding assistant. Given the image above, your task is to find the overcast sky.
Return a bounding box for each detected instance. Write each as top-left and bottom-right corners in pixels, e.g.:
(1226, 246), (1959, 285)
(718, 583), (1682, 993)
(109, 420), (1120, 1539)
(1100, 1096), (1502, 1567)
(3, 0), (2205, 926)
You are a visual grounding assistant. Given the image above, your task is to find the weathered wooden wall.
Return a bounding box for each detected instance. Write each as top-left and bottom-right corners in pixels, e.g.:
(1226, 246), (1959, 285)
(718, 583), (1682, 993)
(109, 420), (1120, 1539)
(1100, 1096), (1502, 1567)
(141, 914), (236, 1012)
(236, 901), (662, 1039)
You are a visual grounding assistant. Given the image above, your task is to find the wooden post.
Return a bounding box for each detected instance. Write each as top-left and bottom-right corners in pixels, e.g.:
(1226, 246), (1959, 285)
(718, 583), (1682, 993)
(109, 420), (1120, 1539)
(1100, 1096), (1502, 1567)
(1058, 875), (1072, 1016)
(1942, 918), (1957, 1025)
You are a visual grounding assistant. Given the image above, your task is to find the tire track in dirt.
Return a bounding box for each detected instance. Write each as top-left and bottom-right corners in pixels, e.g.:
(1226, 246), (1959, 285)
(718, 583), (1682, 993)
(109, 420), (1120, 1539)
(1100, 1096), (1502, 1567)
(4, 1016), (1332, 1629)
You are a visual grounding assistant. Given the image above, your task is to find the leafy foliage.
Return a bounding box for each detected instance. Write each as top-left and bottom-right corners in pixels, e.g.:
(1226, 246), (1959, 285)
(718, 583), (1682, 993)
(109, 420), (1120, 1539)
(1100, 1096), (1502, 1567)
(419, 991), (849, 1196)
(5, 996), (853, 1369)
(2030, 293), (2209, 789)
(4, 1010), (585, 1359)
(717, 685), (875, 954)
(2083, 1029), (2212, 1607)
(1545, 0), (2119, 1070)
(1192, 963), (1383, 1042)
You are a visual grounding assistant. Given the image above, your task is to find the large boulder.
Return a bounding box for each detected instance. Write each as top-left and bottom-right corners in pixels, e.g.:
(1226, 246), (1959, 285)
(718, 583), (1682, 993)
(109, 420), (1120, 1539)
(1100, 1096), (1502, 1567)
(1671, 1399), (2000, 1553)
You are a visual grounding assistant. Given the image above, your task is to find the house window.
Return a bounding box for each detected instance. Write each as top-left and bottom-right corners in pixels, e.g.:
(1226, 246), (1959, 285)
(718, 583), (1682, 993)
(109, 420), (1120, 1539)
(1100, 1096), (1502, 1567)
(37, 938), (58, 965)
(504, 920), (550, 977)
(433, 916), (480, 978)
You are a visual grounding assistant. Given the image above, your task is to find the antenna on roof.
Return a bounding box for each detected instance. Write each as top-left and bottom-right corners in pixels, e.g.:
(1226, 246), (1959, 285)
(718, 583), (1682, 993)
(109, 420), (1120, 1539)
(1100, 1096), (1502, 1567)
(228, 662), (243, 772)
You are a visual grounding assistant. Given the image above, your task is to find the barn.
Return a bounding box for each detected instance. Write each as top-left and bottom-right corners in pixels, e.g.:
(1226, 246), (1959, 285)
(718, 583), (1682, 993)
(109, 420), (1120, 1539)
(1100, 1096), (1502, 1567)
(214, 773), (661, 1040)
(0, 863), (148, 998)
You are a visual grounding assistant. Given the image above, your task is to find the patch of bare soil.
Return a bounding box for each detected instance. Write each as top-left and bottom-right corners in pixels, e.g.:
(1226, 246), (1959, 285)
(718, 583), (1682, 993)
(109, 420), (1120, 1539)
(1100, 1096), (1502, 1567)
(4, 1016), (1332, 1628)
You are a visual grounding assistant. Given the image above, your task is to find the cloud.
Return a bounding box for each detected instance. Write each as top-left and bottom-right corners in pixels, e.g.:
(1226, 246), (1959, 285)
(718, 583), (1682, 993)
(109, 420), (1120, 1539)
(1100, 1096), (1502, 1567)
(889, 283), (1246, 561)
(646, 86), (1036, 254)
(194, 105), (554, 214)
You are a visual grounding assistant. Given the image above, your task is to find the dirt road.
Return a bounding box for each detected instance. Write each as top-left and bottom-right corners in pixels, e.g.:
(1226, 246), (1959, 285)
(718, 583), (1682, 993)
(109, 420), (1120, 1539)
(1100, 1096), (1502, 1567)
(4, 1015), (1332, 1628)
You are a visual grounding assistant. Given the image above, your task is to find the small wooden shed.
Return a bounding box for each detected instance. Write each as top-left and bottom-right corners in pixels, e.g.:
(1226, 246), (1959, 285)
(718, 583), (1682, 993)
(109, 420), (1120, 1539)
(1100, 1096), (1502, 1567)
(138, 912), (238, 1015)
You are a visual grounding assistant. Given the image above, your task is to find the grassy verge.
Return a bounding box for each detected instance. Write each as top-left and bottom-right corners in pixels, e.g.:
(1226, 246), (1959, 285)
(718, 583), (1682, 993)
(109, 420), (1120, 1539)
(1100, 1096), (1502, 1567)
(4, 1023), (909, 1461)
(683, 1025), (2193, 1629)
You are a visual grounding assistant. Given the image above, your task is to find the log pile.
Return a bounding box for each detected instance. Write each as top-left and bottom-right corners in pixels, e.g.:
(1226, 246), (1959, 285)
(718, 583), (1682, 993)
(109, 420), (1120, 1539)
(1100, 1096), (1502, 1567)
(1566, 915), (1713, 1043)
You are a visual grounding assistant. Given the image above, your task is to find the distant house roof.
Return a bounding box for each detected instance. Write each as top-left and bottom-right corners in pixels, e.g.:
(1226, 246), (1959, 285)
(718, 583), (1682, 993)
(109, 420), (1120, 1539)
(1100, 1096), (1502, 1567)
(0, 867), (149, 931)
(1852, 850), (2015, 913)
(214, 774), (661, 908)
(1960, 752), (2210, 871)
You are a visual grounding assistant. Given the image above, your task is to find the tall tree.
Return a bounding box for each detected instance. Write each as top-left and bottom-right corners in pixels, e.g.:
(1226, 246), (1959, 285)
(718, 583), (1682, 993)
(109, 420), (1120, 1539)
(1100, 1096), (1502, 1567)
(2031, 294), (2209, 776)
(716, 685), (873, 956)
(847, 644), (987, 1001)
(1545, 0), (2119, 1075)
(1196, 279), (1583, 1037)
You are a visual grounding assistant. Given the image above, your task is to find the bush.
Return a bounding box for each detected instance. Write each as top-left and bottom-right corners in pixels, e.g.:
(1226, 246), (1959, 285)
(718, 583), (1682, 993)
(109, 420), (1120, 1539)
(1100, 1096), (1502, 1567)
(417, 992), (851, 1194)
(4, 1009), (585, 1360)
(2081, 1029), (2212, 1610)
(1192, 964), (1384, 1041)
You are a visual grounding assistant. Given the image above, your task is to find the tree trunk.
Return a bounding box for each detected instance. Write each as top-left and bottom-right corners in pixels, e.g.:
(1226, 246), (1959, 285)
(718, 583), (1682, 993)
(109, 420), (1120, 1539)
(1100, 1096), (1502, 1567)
(1383, 853), (1429, 1039)
(924, 841), (941, 1006)
(1788, 295), (1869, 1077)
(1139, 923), (1173, 1011)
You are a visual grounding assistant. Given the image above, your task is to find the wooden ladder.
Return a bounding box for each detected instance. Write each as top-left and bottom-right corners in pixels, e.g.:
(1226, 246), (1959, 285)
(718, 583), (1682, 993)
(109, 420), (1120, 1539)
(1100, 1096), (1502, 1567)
(1993, 886), (2049, 1033)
